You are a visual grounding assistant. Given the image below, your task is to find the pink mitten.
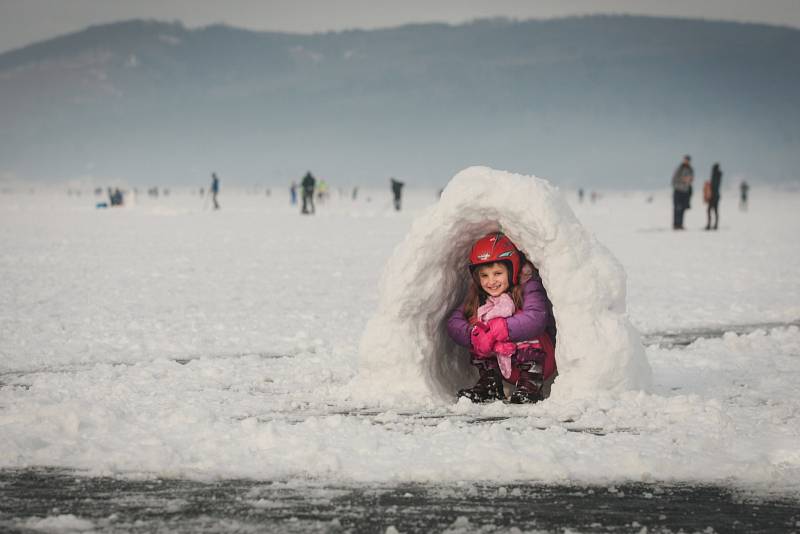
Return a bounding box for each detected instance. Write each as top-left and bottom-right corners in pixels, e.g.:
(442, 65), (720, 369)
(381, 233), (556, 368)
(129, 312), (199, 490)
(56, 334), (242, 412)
(471, 322), (495, 358)
(486, 317), (510, 342)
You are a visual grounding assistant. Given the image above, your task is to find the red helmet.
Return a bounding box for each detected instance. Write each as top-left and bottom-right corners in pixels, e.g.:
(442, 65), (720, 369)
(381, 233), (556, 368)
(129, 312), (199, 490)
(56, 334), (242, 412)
(469, 232), (522, 284)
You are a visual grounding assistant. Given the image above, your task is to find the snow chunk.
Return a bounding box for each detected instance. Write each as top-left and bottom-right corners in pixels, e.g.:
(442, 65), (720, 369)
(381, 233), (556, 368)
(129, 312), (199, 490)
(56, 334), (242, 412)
(356, 166), (651, 403)
(22, 514), (94, 532)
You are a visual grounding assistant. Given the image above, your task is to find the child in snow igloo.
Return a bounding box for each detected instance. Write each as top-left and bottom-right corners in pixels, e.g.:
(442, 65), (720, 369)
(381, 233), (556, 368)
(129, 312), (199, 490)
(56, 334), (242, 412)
(446, 232), (557, 403)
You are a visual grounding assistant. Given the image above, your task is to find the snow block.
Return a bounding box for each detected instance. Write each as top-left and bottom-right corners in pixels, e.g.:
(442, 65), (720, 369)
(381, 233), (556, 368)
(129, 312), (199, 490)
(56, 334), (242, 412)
(357, 166), (651, 403)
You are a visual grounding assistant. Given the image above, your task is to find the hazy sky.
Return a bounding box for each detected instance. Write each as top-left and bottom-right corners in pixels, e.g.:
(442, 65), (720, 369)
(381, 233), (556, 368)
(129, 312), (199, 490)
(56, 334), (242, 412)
(1, 0), (799, 53)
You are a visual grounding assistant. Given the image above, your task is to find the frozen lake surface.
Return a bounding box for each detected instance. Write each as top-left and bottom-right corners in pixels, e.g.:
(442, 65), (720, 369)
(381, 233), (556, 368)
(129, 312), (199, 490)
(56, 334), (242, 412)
(2, 467), (799, 533)
(1, 181), (799, 530)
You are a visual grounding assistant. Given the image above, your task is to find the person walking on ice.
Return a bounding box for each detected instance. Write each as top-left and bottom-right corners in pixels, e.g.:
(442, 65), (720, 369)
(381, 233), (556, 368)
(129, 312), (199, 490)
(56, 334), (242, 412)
(704, 163), (722, 230)
(447, 233), (557, 404)
(300, 171), (316, 214)
(740, 180), (750, 211)
(671, 155), (694, 230)
(390, 178), (404, 211)
(210, 173), (220, 210)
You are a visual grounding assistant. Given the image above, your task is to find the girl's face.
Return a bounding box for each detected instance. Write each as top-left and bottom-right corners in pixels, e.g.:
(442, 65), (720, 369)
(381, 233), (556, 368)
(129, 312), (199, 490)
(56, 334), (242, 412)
(477, 263), (510, 298)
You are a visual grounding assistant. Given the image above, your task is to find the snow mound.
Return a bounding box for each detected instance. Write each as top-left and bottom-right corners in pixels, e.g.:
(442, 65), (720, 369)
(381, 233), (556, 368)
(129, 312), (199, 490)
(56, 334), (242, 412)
(356, 166), (651, 403)
(22, 514), (95, 532)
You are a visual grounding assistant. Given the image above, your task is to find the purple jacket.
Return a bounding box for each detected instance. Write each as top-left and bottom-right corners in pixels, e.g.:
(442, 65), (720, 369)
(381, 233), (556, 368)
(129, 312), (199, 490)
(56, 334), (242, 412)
(446, 278), (556, 348)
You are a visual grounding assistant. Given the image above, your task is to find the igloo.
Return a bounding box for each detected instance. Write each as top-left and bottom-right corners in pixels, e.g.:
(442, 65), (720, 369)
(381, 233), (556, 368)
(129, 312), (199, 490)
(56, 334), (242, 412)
(356, 166), (651, 404)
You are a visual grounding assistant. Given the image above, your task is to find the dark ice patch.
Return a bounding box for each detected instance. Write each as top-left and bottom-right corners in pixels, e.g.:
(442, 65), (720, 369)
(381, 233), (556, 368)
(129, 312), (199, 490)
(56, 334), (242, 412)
(1, 468), (797, 533)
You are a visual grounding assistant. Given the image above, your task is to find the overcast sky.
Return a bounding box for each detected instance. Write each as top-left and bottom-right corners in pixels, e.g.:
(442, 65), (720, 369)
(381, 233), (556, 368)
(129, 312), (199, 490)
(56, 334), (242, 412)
(1, 0), (799, 53)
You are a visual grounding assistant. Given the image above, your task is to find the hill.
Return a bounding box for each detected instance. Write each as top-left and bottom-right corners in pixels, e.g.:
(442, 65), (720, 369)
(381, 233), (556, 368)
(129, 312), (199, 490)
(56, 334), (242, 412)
(1, 16), (798, 187)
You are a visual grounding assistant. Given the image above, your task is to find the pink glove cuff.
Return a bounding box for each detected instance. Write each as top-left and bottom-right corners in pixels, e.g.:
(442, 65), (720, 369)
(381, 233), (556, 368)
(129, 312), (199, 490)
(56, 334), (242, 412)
(497, 353), (513, 379)
(493, 341), (516, 357)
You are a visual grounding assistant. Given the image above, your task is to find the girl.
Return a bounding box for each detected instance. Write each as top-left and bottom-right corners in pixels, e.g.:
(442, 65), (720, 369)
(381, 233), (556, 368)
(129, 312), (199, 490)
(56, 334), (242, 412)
(446, 233), (557, 404)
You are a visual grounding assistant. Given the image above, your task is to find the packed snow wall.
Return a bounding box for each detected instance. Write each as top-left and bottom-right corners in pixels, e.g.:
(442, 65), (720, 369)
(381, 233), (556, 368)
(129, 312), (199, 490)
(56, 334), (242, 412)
(357, 166), (651, 403)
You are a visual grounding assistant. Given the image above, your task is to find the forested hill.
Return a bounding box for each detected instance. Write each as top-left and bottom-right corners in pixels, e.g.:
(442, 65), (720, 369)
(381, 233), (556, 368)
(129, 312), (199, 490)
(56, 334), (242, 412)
(1, 16), (798, 187)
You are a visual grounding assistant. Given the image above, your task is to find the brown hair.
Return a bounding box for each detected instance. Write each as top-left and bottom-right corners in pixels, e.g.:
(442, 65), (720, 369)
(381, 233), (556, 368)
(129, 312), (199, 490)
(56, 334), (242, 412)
(462, 262), (525, 321)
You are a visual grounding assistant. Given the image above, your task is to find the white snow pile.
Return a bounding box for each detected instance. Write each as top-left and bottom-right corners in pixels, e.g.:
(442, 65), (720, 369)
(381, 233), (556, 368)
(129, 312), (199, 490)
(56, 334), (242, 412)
(21, 514), (95, 532)
(356, 166), (652, 403)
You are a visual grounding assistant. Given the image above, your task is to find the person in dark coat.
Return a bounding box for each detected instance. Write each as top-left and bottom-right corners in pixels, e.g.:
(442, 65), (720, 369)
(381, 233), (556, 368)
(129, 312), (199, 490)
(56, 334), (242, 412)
(210, 173), (220, 210)
(390, 178), (405, 211)
(108, 187), (124, 206)
(740, 181), (750, 211)
(706, 163), (722, 230)
(671, 155), (694, 230)
(301, 172), (316, 214)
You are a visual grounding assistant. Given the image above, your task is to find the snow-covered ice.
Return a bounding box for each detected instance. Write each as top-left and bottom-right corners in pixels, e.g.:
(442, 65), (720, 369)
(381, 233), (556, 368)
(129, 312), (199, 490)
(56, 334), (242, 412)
(1, 170), (799, 494)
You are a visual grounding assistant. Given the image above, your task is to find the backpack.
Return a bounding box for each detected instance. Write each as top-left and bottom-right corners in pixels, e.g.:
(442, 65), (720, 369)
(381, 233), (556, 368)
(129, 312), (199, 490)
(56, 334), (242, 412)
(703, 180), (712, 203)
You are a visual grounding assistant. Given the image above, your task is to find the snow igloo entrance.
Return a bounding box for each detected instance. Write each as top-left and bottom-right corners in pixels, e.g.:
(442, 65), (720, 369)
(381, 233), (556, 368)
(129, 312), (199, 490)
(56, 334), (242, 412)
(357, 167), (651, 404)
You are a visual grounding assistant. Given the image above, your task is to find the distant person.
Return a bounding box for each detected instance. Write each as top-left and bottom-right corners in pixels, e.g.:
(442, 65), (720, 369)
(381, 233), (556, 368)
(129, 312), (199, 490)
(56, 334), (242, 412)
(352, 186), (358, 201)
(290, 181), (298, 205)
(210, 173), (220, 210)
(317, 179), (329, 203)
(390, 178), (405, 211)
(671, 155), (694, 230)
(301, 171), (316, 214)
(704, 163), (722, 230)
(578, 188), (584, 203)
(108, 187), (124, 207)
(740, 180), (750, 211)
(446, 233), (557, 404)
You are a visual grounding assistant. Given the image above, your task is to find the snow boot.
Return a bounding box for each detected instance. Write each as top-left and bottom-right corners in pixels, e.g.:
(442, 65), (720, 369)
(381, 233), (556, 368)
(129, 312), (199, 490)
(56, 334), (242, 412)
(509, 361), (544, 404)
(458, 360), (505, 403)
